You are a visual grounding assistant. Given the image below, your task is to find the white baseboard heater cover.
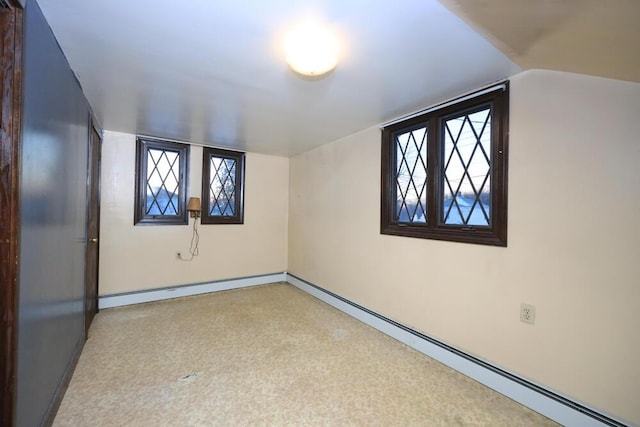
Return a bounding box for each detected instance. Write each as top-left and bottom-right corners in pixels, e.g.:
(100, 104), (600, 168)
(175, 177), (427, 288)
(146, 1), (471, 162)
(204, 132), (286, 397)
(286, 273), (628, 427)
(98, 272), (628, 426)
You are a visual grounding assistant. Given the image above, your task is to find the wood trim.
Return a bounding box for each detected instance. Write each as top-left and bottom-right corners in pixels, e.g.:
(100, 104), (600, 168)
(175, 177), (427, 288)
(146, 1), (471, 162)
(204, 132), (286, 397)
(200, 147), (245, 225)
(84, 118), (102, 337)
(134, 136), (190, 226)
(380, 83), (509, 246)
(0, 2), (23, 426)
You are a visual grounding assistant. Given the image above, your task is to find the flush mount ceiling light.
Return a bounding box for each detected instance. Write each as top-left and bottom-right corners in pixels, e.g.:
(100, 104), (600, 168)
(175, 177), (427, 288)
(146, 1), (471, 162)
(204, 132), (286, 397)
(284, 20), (339, 77)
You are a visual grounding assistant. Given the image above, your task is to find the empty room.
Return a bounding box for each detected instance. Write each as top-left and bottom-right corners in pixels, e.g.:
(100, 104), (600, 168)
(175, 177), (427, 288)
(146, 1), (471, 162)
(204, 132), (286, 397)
(1, 0), (639, 426)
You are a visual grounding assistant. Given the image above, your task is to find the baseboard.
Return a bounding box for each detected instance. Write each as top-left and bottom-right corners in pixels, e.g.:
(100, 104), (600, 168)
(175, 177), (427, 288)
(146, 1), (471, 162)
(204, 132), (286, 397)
(96, 271), (628, 426)
(286, 273), (628, 427)
(98, 272), (286, 309)
(42, 332), (85, 427)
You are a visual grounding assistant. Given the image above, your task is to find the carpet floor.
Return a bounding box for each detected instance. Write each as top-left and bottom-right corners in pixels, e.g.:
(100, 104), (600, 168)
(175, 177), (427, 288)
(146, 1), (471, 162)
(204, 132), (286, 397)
(53, 283), (558, 426)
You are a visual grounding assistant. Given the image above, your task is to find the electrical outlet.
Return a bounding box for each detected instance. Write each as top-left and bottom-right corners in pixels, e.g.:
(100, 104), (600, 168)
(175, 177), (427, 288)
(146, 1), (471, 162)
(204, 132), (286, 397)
(176, 251), (181, 260)
(520, 303), (535, 325)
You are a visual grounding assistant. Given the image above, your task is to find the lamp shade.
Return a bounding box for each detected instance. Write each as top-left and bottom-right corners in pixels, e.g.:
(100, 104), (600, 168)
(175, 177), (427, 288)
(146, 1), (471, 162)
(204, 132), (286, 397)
(187, 197), (201, 215)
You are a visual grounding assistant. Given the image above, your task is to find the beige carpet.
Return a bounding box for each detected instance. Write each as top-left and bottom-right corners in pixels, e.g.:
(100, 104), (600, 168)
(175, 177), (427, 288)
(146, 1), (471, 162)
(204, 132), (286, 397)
(53, 283), (558, 426)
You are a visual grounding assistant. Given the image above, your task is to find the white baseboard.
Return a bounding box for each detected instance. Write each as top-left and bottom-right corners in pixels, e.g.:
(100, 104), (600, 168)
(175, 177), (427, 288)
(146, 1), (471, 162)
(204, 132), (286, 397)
(97, 271), (625, 426)
(98, 272), (286, 309)
(286, 273), (625, 427)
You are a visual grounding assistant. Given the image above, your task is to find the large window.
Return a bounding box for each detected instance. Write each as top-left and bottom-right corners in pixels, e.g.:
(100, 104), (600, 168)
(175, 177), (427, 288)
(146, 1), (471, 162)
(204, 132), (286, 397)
(381, 84), (509, 246)
(201, 147), (245, 224)
(134, 137), (189, 225)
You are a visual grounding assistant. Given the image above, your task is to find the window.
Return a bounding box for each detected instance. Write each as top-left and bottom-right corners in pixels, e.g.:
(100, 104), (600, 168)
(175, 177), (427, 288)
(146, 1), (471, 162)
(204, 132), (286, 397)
(134, 137), (189, 225)
(201, 147), (245, 224)
(381, 84), (509, 246)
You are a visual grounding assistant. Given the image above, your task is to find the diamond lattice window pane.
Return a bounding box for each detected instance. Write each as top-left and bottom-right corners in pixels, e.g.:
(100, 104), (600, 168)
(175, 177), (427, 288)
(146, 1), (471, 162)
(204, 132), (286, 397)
(145, 148), (180, 215)
(442, 107), (491, 226)
(395, 126), (427, 223)
(209, 157), (237, 216)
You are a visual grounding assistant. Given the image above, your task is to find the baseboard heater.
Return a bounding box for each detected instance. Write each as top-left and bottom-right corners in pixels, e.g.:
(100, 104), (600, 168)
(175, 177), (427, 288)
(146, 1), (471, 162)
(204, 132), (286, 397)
(286, 273), (628, 427)
(98, 272), (287, 309)
(98, 272), (628, 426)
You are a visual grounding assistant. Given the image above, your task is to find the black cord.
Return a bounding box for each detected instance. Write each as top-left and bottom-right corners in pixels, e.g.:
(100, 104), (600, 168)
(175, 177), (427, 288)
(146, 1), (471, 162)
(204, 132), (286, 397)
(178, 217), (200, 261)
(190, 217), (200, 257)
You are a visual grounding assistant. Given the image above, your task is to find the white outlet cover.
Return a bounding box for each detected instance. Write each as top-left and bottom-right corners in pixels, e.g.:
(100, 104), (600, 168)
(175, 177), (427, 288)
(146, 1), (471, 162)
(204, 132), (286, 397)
(520, 303), (536, 325)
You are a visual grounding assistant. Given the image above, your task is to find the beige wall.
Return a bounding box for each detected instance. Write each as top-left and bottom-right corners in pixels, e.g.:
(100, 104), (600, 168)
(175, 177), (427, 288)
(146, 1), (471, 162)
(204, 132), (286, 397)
(288, 69), (640, 425)
(99, 131), (289, 295)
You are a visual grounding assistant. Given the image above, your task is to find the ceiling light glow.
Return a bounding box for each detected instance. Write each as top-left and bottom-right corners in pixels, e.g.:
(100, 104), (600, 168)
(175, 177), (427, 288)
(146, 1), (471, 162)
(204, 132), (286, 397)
(284, 21), (339, 77)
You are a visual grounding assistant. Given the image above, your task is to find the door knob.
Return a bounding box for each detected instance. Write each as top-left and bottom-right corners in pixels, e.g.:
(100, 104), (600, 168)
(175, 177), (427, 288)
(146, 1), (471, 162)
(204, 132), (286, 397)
(89, 238), (98, 243)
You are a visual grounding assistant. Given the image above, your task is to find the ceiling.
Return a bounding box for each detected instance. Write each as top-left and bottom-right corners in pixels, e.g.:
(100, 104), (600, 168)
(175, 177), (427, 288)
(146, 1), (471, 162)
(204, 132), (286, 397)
(439, 0), (640, 84)
(34, 0), (638, 157)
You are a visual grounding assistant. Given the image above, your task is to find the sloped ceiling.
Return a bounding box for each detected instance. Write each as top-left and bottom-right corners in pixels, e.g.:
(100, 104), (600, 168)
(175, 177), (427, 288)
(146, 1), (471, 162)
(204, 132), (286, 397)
(32, 0), (638, 156)
(439, 0), (640, 84)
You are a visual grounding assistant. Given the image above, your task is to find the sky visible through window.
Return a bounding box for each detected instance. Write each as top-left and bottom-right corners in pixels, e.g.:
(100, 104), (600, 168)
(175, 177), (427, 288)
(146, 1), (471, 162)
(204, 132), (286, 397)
(395, 107), (492, 226)
(146, 148), (180, 215)
(443, 108), (491, 226)
(396, 127), (427, 223)
(209, 157), (237, 216)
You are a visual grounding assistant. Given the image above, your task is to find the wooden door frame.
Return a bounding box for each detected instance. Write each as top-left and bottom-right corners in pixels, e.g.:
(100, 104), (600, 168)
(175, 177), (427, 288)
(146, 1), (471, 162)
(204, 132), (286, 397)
(0, 1), (23, 426)
(84, 118), (101, 336)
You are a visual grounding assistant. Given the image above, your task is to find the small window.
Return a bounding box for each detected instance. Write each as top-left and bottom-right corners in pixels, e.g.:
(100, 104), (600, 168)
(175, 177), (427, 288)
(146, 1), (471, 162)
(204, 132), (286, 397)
(381, 84), (509, 246)
(201, 147), (245, 224)
(134, 137), (189, 225)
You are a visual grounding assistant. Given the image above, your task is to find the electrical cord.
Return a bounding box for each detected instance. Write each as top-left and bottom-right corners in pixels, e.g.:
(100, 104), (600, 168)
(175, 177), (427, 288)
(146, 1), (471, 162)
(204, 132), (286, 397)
(178, 217), (200, 261)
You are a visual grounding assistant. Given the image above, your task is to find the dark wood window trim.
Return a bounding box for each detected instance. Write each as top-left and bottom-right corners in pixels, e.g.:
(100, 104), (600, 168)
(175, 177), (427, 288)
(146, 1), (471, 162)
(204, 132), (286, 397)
(201, 147), (245, 225)
(381, 83), (509, 246)
(0, 2), (22, 425)
(134, 137), (189, 225)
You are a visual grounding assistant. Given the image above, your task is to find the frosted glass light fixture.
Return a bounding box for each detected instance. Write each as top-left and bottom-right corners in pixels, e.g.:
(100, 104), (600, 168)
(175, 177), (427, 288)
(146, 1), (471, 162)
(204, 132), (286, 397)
(284, 20), (339, 77)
